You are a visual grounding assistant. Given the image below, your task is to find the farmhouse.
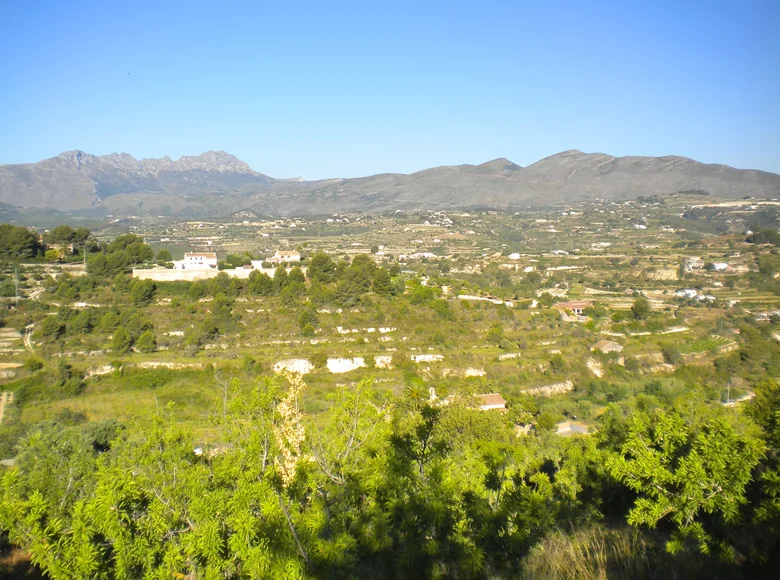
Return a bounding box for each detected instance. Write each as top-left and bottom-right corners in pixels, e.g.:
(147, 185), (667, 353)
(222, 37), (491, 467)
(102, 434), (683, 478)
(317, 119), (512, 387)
(46, 243), (75, 258)
(683, 257), (703, 271)
(399, 252), (437, 260)
(554, 300), (592, 315)
(755, 310), (780, 322)
(474, 393), (507, 412)
(173, 252), (218, 270)
(267, 250), (301, 265)
(591, 340), (623, 354)
(675, 288), (698, 299)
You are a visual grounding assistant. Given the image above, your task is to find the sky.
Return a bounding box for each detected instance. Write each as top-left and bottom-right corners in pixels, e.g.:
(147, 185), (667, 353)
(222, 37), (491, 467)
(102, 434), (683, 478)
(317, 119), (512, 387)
(1, 0), (779, 179)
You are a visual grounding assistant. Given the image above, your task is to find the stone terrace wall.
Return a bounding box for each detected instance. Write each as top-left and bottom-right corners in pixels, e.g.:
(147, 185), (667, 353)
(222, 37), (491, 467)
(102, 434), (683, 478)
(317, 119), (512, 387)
(132, 266), (303, 282)
(524, 380), (574, 397)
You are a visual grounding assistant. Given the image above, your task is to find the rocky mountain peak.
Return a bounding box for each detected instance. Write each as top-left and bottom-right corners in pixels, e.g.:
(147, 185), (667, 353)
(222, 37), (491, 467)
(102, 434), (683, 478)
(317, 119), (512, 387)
(54, 150), (97, 168)
(478, 158), (522, 172)
(173, 151), (254, 174)
(50, 150), (257, 175)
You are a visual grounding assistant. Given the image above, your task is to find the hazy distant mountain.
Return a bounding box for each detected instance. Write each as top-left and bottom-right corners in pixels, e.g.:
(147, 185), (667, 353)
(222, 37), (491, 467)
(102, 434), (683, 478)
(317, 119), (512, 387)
(1, 149), (778, 218)
(0, 150), (275, 212)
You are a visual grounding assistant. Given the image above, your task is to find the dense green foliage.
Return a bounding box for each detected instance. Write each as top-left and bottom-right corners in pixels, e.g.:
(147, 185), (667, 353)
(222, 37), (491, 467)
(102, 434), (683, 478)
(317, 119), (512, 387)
(0, 374), (779, 578)
(42, 225), (92, 247)
(747, 229), (780, 246)
(0, 225), (44, 261)
(87, 234), (154, 276)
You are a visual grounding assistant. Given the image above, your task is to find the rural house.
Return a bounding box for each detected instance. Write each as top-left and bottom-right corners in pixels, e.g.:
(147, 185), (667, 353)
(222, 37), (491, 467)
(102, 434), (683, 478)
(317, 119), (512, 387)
(46, 243), (75, 258)
(474, 393), (507, 412)
(174, 252), (218, 270)
(268, 250), (301, 265)
(683, 257), (703, 271)
(554, 300), (592, 315)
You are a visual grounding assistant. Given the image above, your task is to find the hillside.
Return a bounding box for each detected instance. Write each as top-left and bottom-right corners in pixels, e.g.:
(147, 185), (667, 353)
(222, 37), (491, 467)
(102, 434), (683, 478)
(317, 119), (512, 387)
(1, 149), (779, 217)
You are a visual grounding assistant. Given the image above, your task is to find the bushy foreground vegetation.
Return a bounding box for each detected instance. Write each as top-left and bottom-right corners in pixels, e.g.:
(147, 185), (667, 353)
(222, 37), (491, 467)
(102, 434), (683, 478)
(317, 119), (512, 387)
(1, 374), (779, 579)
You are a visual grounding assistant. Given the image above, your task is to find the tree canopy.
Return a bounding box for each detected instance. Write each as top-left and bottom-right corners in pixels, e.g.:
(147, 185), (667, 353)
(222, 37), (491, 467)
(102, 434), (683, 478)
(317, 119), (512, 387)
(2, 374), (778, 578)
(0, 224), (44, 261)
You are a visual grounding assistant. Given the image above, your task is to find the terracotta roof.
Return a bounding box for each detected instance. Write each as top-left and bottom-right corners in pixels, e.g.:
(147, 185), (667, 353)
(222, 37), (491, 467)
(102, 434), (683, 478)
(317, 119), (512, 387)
(475, 393), (506, 407)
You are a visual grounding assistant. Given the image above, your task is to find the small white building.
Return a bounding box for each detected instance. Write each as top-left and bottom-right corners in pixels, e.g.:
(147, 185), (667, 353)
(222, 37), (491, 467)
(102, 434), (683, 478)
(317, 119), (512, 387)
(267, 250), (301, 265)
(711, 262), (728, 271)
(174, 252), (218, 270)
(675, 288), (698, 299)
(474, 393), (507, 412)
(555, 300), (592, 315)
(683, 257), (703, 271)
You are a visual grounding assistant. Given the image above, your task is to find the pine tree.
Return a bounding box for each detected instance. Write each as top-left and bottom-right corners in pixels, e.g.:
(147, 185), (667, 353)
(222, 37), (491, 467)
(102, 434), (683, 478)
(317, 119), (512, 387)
(111, 327), (132, 354)
(273, 265), (289, 293)
(248, 270), (273, 295)
(372, 267), (393, 296)
(135, 329), (156, 353)
(307, 251), (337, 283)
(298, 305), (319, 330)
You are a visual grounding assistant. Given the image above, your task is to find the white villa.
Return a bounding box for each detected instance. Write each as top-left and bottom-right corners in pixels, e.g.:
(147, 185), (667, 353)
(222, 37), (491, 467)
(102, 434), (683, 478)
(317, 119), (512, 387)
(675, 288), (698, 299)
(174, 252), (218, 270)
(267, 250), (301, 265)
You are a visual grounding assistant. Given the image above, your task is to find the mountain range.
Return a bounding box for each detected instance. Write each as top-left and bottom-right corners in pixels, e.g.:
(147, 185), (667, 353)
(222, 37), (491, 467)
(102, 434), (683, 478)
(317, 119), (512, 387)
(1, 149), (779, 218)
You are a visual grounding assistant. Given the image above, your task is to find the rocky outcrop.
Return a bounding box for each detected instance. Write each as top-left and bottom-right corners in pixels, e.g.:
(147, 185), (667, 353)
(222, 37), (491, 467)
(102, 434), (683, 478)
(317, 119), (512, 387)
(524, 380), (574, 397)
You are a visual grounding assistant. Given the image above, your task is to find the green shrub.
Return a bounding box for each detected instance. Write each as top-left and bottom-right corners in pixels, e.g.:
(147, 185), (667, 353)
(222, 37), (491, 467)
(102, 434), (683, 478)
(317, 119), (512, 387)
(22, 358), (43, 372)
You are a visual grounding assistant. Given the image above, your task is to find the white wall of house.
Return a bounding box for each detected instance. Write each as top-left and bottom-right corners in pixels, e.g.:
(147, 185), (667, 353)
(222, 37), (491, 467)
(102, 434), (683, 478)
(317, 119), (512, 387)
(268, 251), (301, 264)
(181, 253), (218, 269)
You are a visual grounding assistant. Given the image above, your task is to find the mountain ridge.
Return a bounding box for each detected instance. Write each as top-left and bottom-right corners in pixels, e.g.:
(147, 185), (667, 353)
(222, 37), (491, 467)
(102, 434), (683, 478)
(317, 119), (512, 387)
(1, 149), (778, 218)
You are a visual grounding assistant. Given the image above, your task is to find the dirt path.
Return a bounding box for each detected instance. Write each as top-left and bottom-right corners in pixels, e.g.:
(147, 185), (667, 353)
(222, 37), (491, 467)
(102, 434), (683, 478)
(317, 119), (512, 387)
(0, 392), (12, 425)
(23, 325), (34, 354)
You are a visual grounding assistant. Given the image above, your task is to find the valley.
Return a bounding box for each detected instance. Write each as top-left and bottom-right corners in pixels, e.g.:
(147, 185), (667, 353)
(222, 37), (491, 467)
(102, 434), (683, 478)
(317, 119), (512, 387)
(1, 194), (777, 439)
(1, 193), (779, 578)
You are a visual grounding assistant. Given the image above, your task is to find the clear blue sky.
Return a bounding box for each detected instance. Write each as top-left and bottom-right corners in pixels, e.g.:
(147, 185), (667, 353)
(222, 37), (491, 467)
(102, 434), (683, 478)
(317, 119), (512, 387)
(1, 0), (778, 178)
